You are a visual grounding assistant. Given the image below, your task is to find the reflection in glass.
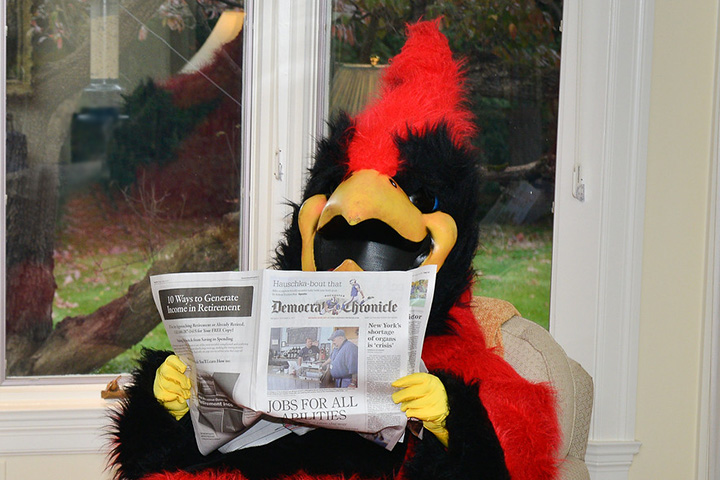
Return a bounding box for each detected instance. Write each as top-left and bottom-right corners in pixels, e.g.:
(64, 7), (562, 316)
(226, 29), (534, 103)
(329, 1), (561, 327)
(5, 0), (245, 376)
(6, 0), (33, 94)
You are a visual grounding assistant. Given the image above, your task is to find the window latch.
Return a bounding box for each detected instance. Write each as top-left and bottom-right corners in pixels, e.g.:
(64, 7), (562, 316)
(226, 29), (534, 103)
(573, 164), (586, 202)
(275, 149), (284, 181)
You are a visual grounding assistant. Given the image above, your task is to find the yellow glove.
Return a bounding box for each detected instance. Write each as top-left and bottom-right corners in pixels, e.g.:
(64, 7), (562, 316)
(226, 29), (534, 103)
(153, 354), (192, 421)
(392, 372), (449, 447)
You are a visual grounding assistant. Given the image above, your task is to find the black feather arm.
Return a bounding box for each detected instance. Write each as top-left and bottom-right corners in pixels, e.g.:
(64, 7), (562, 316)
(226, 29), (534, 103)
(404, 371), (510, 480)
(109, 349), (208, 480)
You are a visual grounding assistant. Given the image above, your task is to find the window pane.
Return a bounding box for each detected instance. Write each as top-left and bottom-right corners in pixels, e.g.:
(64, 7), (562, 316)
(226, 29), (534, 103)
(329, 1), (561, 328)
(5, 0), (245, 376)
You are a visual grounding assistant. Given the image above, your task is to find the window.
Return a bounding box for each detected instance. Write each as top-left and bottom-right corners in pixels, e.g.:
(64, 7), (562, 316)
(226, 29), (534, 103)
(4, 0), (245, 378)
(324, 0), (653, 475)
(0, 0), (326, 454)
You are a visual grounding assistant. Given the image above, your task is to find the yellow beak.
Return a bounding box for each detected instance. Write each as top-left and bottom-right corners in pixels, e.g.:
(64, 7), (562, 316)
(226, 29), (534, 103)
(298, 169), (457, 272)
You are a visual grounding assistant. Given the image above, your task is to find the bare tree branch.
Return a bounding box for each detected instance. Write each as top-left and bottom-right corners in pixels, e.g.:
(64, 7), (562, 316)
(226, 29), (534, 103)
(480, 157), (554, 184)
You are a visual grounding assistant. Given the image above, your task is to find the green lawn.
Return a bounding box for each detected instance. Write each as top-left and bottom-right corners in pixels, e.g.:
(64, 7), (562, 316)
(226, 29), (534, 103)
(53, 247), (174, 374)
(52, 251), (151, 320)
(473, 224), (553, 329)
(96, 323), (171, 374)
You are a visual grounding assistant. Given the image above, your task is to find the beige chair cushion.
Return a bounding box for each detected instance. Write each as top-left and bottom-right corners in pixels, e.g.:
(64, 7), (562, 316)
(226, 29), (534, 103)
(566, 358), (593, 461)
(502, 316), (575, 458)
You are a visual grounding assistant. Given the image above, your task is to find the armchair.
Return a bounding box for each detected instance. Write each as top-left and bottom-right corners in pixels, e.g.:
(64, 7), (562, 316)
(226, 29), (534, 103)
(473, 297), (594, 480)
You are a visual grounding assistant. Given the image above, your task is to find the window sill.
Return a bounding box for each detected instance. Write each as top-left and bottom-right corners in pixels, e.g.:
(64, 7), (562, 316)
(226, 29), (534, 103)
(0, 382), (121, 455)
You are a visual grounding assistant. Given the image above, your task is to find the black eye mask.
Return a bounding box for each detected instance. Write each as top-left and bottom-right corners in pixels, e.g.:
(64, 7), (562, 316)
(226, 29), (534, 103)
(313, 217), (432, 271)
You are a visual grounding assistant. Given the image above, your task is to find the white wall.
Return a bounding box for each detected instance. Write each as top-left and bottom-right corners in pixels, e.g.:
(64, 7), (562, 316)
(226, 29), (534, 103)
(631, 0), (718, 478)
(0, 455), (113, 480)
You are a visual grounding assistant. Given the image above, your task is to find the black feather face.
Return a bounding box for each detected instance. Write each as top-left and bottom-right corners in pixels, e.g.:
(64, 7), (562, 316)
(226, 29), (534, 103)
(274, 117), (481, 336)
(303, 113), (355, 201)
(393, 125), (481, 335)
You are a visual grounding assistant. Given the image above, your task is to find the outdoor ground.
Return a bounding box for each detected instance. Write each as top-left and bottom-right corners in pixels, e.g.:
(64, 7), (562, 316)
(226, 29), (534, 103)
(474, 223), (553, 328)
(53, 186), (223, 373)
(52, 189), (553, 373)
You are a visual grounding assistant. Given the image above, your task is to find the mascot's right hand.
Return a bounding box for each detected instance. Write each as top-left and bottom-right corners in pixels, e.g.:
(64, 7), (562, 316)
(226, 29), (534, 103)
(153, 355), (191, 420)
(392, 372), (449, 447)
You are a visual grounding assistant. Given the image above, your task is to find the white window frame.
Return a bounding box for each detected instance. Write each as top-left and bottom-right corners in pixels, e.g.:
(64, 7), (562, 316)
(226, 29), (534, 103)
(0, 2), (657, 477)
(548, 0), (653, 477)
(241, 0), (330, 270)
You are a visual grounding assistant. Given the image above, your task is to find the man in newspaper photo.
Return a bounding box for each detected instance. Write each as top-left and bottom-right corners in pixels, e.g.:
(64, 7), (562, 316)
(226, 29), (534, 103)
(298, 337), (321, 363)
(323, 329), (358, 388)
(111, 19), (561, 480)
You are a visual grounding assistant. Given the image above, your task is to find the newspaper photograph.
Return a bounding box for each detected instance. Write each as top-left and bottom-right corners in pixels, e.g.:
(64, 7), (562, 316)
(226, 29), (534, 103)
(150, 266), (436, 455)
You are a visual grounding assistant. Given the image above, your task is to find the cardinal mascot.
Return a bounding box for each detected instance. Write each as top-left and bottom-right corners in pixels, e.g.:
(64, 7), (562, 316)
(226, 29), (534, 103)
(110, 19), (561, 480)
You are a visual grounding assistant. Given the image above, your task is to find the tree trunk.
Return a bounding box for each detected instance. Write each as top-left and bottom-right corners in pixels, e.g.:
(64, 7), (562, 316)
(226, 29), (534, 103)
(12, 212), (240, 376)
(5, 166), (59, 373)
(359, 14), (379, 64)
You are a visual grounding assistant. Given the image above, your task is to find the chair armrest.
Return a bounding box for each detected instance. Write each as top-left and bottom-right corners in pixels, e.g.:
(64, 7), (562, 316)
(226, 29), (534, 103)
(566, 358), (593, 461)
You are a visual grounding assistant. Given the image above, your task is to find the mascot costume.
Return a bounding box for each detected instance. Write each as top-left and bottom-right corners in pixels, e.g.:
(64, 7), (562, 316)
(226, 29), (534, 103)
(110, 20), (561, 480)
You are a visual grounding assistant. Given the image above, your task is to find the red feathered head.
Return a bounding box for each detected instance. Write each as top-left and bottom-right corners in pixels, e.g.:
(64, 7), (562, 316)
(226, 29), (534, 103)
(347, 19), (476, 176)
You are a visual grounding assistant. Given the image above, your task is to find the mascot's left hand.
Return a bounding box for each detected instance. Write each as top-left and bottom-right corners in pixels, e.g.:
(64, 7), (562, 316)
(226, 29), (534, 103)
(392, 372), (449, 447)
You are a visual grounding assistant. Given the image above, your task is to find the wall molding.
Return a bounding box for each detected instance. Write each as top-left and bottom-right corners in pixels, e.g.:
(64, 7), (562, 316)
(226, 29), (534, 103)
(585, 441), (643, 479)
(0, 407), (110, 456)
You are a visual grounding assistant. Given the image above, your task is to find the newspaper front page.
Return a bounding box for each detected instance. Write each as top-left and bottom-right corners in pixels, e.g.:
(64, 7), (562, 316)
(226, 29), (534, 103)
(150, 266), (436, 455)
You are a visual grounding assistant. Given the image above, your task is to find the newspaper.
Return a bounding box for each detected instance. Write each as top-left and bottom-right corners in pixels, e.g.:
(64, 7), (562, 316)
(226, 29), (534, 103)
(149, 266), (437, 455)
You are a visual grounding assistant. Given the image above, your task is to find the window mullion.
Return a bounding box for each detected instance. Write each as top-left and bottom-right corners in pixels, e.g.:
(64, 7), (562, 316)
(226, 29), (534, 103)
(244, 0), (328, 269)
